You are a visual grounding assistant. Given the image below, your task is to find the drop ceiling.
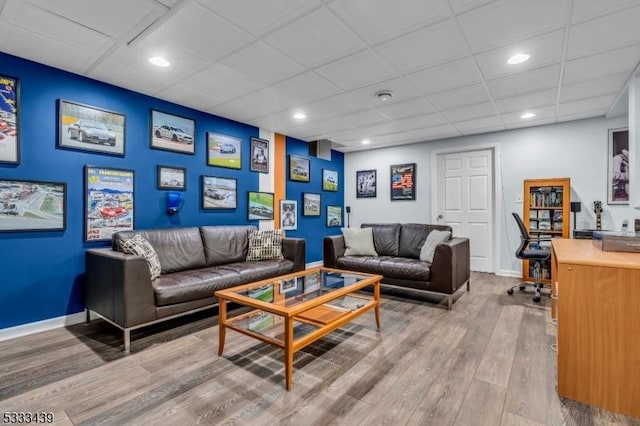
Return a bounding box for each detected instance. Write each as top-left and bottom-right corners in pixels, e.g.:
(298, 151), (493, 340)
(1, 0), (639, 152)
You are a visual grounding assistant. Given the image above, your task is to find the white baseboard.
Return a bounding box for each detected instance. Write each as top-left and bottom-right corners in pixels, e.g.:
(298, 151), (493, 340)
(0, 311), (86, 342)
(496, 269), (521, 278)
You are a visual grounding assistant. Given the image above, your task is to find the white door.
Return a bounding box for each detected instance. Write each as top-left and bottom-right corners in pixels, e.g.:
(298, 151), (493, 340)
(436, 149), (493, 272)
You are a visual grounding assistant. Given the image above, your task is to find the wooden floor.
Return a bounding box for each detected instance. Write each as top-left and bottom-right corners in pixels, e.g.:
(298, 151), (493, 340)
(1, 272), (639, 426)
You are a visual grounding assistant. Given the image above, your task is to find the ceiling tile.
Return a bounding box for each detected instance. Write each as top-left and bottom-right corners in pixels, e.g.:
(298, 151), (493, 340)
(557, 94), (618, 116)
(263, 8), (364, 68)
(501, 105), (556, 124)
(328, 0), (451, 44)
(563, 44), (640, 84)
(567, 6), (640, 59)
(475, 30), (564, 80)
(557, 108), (609, 122)
(375, 97), (436, 120)
(449, 0), (498, 14)
(404, 58), (483, 95)
(316, 110), (389, 133)
(494, 88), (557, 113)
(219, 42), (305, 86)
(355, 77), (420, 105)
(560, 73), (627, 103)
(442, 101), (497, 122)
(315, 50), (396, 91)
(410, 124), (461, 140)
(88, 59), (169, 96)
(505, 117), (556, 130)
(197, 0), (320, 36)
(149, 2), (252, 61)
(487, 64), (560, 99)
(426, 83), (492, 111)
(454, 115), (505, 134)
(212, 88), (295, 120)
(393, 112), (448, 131)
(182, 65), (260, 106)
(157, 84), (222, 112)
(374, 19), (468, 74)
(271, 72), (342, 105)
(305, 91), (373, 121)
(570, 0), (640, 24)
(24, 0), (165, 39)
(457, 0), (568, 53)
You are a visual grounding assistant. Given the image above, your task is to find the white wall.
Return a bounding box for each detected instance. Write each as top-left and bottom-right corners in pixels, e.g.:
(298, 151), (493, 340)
(345, 115), (633, 276)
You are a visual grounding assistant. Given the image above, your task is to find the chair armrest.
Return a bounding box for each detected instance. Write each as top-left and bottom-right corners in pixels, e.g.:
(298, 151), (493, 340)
(282, 238), (306, 271)
(323, 235), (346, 268)
(85, 248), (157, 328)
(429, 237), (471, 295)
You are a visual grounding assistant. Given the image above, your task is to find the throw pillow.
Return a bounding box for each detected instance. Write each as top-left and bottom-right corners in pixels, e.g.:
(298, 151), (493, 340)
(342, 227), (378, 256)
(246, 229), (284, 261)
(120, 234), (162, 280)
(419, 230), (452, 263)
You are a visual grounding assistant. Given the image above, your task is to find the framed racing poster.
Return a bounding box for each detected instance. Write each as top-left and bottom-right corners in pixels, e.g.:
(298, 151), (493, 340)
(0, 74), (19, 164)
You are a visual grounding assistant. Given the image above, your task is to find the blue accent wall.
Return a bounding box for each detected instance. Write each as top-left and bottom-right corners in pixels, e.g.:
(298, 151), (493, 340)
(0, 52), (336, 330)
(285, 136), (344, 264)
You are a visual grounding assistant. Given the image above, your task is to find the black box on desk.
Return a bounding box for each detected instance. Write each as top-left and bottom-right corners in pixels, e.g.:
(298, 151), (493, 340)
(592, 231), (640, 253)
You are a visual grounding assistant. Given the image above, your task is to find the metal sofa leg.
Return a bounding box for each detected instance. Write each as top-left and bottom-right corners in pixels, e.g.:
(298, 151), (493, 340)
(447, 296), (452, 310)
(85, 309), (91, 324)
(466, 280), (470, 291)
(124, 328), (131, 354)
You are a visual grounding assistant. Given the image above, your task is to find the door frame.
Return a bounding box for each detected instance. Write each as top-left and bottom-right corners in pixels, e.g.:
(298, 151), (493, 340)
(430, 143), (502, 274)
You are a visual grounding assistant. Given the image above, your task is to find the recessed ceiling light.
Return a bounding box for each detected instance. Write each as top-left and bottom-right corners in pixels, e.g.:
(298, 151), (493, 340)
(361, 139), (371, 145)
(507, 53), (530, 65)
(293, 112), (306, 119)
(149, 56), (170, 67)
(521, 112), (536, 119)
(375, 91), (393, 102)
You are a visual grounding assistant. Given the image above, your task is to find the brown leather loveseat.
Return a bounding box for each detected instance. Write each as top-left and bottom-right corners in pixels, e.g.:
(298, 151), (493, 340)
(323, 223), (470, 309)
(85, 225), (305, 352)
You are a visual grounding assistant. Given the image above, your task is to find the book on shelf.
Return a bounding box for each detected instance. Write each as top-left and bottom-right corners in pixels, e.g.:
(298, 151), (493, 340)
(529, 209), (538, 219)
(538, 220), (551, 230)
(529, 220), (538, 230)
(553, 221), (563, 231)
(553, 210), (563, 221)
(539, 210), (551, 219)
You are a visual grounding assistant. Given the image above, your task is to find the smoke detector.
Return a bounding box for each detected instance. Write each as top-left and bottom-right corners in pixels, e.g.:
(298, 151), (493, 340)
(375, 90), (393, 102)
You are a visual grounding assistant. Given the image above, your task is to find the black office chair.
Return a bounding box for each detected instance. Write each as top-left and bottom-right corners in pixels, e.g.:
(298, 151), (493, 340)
(507, 212), (551, 303)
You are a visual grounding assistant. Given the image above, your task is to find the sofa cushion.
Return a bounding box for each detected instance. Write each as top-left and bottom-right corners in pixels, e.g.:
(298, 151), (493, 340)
(114, 227), (206, 274)
(336, 256), (430, 282)
(399, 223), (453, 258)
(362, 223), (401, 256)
(119, 234), (162, 280)
(342, 227), (378, 256)
(201, 225), (255, 266)
(419, 230), (452, 263)
(246, 229), (285, 261)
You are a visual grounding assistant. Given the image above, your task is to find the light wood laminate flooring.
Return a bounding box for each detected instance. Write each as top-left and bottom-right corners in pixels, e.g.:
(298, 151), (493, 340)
(1, 272), (639, 425)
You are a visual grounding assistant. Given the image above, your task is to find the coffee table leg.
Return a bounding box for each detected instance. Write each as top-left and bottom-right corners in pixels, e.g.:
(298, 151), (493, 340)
(284, 316), (294, 390)
(218, 297), (227, 356)
(374, 281), (381, 330)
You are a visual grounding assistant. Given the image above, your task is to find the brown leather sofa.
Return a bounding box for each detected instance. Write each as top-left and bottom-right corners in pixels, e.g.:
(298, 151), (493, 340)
(323, 223), (470, 309)
(85, 225), (305, 352)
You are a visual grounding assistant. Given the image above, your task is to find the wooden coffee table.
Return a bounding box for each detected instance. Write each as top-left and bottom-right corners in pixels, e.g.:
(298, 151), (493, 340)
(215, 267), (382, 390)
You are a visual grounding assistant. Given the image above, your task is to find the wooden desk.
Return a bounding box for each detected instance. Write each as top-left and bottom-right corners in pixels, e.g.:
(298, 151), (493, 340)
(551, 239), (640, 418)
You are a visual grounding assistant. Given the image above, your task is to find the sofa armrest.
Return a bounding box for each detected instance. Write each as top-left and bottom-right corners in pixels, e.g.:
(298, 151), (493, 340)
(282, 238), (306, 271)
(429, 237), (471, 295)
(323, 235), (346, 268)
(85, 248), (157, 328)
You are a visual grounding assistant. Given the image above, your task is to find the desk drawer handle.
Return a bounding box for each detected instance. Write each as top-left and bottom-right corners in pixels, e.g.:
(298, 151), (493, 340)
(551, 343), (558, 352)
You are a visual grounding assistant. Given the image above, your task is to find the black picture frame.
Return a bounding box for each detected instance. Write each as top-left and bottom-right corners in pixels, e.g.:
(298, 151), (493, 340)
(84, 165), (134, 242)
(58, 99), (126, 156)
(326, 205), (342, 227)
(322, 169), (338, 192)
(390, 163), (416, 201)
(150, 109), (195, 155)
(157, 165), (186, 191)
(607, 127), (629, 205)
(356, 169), (377, 198)
(0, 178), (66, 232)
(207, 132), (242, 169)
(280, 199), (297, 230)
(289, 155), (310, 183)
(0, 74), (20, 164)
(250, 137), (269, 173)
(201, 175), (237, 210)
(248, 191), (274, 220)
(302, 192), (321, 216)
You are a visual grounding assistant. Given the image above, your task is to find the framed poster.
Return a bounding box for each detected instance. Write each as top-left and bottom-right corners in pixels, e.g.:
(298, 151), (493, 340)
(58, 99), (125, 156)
(289, 155), (310, 183)
(0, 179), (66, 232)
(0, 74), (19, 164)
(326, 205), (342, 227)
(207, 132), (241, 169)
(150, 109), (195, 154)
(608, 127), (629, 205)
(157, 165), (186, 190)
(250, 137), (269, 173)
(280, 199), (297, 230)
(302, 192), (321, 216)
(356, 169), (376, 198)
(85, 166), (134, 242)
(201, 176), (237, 209)
(322, 169), (338, 192)
(390, 163), (416, 201)
(248, 191), (274, 220)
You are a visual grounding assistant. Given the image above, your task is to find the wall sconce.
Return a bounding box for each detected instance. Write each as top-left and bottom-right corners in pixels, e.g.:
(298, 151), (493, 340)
(167, 191), (183, 215)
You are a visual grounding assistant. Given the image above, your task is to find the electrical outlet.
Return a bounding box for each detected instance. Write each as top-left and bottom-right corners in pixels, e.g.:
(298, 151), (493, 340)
(515, 193), (523, 203)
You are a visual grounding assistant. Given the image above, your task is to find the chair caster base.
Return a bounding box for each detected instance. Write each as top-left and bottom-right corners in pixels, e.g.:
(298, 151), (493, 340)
(507, 288), (514, 295)
(519, 285), (526, 291)
(532, 295), (541, 303)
